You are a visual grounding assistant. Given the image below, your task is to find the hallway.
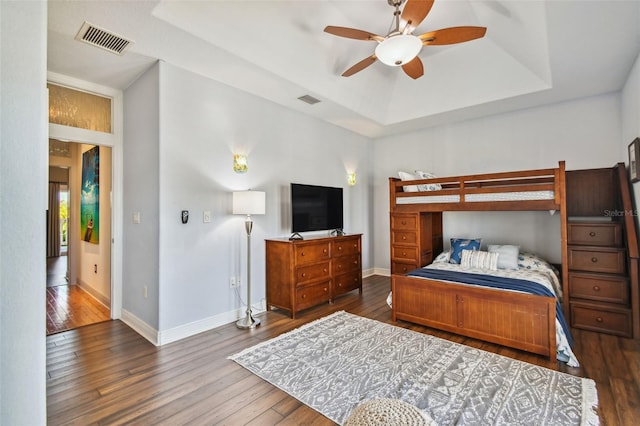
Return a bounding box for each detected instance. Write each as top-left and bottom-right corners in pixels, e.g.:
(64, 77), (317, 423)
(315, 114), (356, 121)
(46, 256), (110, 335)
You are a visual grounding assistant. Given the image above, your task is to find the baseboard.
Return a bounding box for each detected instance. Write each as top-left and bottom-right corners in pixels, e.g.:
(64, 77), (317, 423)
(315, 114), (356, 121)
(362, 268), (377, 278)
(120, 309), (159, 346)
(371, 267), (391, 277)
(77, 279), (110, 308)
(121, 306), (267, 346)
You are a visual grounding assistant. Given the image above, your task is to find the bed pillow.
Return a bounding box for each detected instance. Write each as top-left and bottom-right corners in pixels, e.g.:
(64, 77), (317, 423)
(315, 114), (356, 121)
(433, 251), (450, 263)
(398, 171), (420, 192)
(488, 244), (520, 270)
(449, 238), (482, 264)
(461, 250), (499, 271)
(414, 170), (442, 191)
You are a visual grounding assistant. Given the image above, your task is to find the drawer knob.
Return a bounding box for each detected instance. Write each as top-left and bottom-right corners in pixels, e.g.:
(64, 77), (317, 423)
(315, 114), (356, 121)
(301, 252), (305, 257)
(401, 220), (406, 225)
(593, 285), (601, 291)
(589, 231), (596, 237)
(402, 236), (407, 240)
(338, 247), (342, 251)
(402, 251), (407, 256)
(301, 273), (306, 277)
(324, 287), (327, 292)
(596, 316), (603, 323)
(302, 294), (306, 299)
(591, 257), (598, 263)
(323, 268), (327, 273)
(338, 283), (343, 287)
(337, 265), (342, 270)
(353, 260), (358, 265)
(323, 249), (327, 253)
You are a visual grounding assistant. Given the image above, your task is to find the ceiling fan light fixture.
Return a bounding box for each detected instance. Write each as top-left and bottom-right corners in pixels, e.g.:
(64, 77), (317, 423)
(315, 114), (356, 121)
(375, 34), (422, 66)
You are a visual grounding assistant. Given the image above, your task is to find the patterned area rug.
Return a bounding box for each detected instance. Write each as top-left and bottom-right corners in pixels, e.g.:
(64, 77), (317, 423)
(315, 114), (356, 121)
(229, 311), (599, 425)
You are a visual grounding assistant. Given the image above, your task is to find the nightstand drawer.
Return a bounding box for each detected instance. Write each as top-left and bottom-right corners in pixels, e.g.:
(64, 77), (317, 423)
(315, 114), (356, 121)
(391, 246), (419, 263)
(392, 261), (418, 275)
(296, 282), (330, 310)
(334, 270), (361, 296)
(571, 303), (632, 337)
(568, 222), (623, 246)
(569, 272), (629, 304)
(391, 215), (417, 231)
(334, 254), (360, 275)
(334, 238), (360, 256)
(295, 243), (331, 264)
(392, 231), (418, 245)
(568, 246), (625, 274)
(296, 261), (330, 285)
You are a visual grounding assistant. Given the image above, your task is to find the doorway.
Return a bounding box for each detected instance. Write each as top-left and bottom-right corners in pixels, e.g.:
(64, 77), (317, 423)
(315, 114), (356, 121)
(46, 143), (111, 334)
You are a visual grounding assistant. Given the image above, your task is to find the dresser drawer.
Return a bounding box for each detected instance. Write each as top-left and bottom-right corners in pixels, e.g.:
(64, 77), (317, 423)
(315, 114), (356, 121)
(571, 303), (632, 337)
(391, 246), (419, 263)
(296, 281), (330, 310)
(391, 215), (417, 231)
(392, 261), (418, 275)
(569, 272), (629, 305)
(334, 270), (361, 297)
(295, 243), (331, 264)
(568, 222), (623, 246)
(296, 261), (330, 285)
(334, 254), (360, 275)
(392, 231), (418, 245)
(567, 246), (625, 274)
(334, 238), (360, 256)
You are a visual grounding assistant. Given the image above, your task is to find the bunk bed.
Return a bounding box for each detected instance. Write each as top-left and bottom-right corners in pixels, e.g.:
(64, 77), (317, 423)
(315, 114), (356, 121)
(389, 161), (572, 364)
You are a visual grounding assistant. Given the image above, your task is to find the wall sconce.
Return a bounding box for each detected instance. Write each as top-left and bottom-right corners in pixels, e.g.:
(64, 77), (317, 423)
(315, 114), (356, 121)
(233, 154), (248, 173)
(347, 172), (356, 186)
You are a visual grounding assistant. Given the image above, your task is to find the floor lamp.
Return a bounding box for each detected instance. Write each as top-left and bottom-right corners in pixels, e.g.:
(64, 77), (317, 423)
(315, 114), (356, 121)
(232, 190), (266, 329)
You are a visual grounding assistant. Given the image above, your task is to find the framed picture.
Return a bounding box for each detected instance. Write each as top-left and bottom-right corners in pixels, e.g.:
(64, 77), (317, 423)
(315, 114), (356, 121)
(629, 138), (640, 183)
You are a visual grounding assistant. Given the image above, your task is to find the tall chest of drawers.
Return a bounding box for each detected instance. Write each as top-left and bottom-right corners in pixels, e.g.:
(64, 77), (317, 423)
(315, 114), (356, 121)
(265, 234), (362, 318)
(390, 212), (442, 275)
(567, 221), (632, 336)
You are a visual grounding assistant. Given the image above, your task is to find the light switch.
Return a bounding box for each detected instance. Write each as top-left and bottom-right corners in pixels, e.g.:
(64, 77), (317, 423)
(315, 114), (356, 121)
(203, 210), (211, 223)
(133, 212), (141, 224)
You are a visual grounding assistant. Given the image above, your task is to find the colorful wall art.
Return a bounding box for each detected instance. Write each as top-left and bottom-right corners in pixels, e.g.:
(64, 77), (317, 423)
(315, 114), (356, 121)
(81, 145), (100, 244)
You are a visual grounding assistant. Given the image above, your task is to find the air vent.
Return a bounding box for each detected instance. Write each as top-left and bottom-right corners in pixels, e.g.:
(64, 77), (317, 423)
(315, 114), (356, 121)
(297, 95), (321, 105)
(74, 21), (134, 56)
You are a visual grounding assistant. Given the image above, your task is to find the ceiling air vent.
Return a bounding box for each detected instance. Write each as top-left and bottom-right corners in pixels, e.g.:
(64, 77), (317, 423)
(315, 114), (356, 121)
(297, 95), (321, 105)
(74, 21), (134, 56)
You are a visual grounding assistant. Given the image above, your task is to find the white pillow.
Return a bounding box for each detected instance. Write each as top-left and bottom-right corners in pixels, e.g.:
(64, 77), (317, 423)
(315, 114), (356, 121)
(460, 250), (499, 271)
(398, 171), (420, 192)
(415, 170), (442, 191)
(488, 244), (520, 269)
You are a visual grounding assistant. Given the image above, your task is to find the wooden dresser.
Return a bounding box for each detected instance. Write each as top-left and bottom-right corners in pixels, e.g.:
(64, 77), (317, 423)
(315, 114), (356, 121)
(390, 212), (442, 275)
(567, 221), (632, 336)
(565, 164), (639, 338)
(265, 234), (362, 318)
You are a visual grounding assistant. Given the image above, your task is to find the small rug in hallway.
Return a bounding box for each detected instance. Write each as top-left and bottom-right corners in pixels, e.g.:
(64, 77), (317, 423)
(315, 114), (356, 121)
(229, 311), (598, 425)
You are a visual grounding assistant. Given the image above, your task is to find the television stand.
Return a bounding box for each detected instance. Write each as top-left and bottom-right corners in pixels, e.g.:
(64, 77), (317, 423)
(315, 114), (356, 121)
(289, 232), (304, 241)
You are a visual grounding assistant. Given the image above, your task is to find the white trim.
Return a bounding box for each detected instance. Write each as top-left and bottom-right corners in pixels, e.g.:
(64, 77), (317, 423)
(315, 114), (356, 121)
(47, 71), (124, 320)
(121, 309), (159, 346)
(372, 267), (391, 277)
(362, 268), (377, 278)
(77, 279), (110, 308)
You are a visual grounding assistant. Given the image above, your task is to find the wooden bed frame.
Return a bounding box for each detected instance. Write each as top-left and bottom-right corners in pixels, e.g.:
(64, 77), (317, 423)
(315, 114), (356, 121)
(390, 161), (567, 362)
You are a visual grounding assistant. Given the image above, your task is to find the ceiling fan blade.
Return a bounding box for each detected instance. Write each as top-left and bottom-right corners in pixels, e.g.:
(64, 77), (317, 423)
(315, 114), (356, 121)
(401, 0), (435, 32)
(342, 55), (378, 77)
(419, 26), (487, 45)
(324, 26), (384, 42)
(402, 56), (424, 80)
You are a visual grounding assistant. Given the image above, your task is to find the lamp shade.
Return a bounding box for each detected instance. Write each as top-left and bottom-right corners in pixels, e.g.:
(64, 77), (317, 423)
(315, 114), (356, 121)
(232, 191), (266, 215)
(375, 35), (423, 66)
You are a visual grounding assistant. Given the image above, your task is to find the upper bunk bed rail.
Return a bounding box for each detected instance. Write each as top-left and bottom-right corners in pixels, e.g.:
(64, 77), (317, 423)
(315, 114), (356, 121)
(390, 161), (565, 213)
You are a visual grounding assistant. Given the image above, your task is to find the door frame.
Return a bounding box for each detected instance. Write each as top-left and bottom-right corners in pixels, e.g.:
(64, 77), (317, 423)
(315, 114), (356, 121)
(47, 71), (123, 319)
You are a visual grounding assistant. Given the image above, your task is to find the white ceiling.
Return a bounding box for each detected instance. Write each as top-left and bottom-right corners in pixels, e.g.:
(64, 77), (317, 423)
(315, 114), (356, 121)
(47, 0), (640, 138)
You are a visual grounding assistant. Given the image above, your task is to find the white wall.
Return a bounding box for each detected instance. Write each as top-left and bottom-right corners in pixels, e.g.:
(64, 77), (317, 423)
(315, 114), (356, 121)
(622, 51), (640, 235)
(123, 62), (161, 330)
(373, 93), (623, 268)
(76, 144), (112, 305)
(122, 61), (371, 341)
(0, 1), (48, 424)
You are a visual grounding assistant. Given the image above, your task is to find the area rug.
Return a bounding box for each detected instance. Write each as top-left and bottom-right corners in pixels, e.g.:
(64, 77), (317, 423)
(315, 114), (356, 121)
(229, 311), (599, 425)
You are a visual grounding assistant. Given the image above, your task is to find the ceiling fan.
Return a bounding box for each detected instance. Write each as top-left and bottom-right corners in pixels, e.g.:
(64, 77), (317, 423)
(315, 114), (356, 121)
(324, 0), (487, 79)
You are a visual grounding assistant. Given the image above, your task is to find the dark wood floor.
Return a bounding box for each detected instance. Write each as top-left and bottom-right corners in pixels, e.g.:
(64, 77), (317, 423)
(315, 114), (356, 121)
(46, 275), (640, 425)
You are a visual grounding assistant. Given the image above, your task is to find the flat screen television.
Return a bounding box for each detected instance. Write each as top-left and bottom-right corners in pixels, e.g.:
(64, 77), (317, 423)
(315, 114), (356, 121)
(291, 183), (343, 235)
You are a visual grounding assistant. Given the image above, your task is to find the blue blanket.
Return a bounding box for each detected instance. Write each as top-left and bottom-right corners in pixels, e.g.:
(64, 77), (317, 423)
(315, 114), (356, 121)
(407, 268), (574, 347)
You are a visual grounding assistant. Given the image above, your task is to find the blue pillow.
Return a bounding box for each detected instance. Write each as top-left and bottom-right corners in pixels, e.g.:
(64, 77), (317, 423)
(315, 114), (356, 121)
(449, 238), (482, 264)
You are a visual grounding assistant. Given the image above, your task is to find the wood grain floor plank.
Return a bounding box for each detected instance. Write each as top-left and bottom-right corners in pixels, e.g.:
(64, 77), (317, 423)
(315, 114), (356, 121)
(46, 275), (639, 425)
